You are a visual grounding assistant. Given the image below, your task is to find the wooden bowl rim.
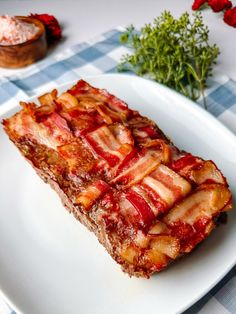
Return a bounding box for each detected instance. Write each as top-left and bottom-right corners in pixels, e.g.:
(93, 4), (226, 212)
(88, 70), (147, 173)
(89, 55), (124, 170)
(0, 16), (46, 48)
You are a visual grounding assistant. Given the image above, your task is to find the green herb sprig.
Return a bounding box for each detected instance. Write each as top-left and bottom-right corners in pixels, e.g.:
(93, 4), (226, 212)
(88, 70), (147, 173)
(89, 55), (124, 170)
(118, 11), (220, 109)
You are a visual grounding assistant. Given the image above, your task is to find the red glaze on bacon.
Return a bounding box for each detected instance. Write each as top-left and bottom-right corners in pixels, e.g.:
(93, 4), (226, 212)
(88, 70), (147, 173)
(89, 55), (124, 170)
(3, 79), (232, 278)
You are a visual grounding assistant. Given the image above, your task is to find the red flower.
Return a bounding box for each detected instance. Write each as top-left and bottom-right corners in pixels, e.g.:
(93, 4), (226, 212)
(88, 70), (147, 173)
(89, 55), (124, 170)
(224, 7), (236, 27)
(208, 0), (232, 12)
(192, 0), (208, 10)
(30, 14), (62, 44)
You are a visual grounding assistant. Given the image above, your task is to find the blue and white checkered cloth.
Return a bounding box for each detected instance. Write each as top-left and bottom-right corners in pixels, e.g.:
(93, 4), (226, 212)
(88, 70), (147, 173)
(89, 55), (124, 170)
(0, 27), (235, 314)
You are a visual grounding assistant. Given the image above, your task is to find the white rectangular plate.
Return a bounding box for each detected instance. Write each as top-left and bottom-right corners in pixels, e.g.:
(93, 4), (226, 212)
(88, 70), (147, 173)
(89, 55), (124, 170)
(0, 74), (235, 314)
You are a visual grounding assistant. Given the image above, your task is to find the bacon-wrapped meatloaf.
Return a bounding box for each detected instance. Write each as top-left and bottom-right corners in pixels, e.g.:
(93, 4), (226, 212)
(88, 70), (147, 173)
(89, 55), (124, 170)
(3, 80), (232, 277)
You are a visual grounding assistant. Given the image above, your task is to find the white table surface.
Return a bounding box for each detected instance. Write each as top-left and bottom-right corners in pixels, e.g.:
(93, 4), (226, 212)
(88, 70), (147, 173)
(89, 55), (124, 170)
(0, 0), (236, 80)
(0, 2), (235, 314)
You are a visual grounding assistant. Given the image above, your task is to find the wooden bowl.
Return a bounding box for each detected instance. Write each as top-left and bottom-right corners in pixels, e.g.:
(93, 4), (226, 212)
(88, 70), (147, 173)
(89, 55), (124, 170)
(0, 16), (47, 68)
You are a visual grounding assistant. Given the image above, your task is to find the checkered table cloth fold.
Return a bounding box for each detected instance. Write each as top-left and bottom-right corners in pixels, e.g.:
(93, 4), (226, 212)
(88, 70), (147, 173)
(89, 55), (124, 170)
(0, 27), (235, 314)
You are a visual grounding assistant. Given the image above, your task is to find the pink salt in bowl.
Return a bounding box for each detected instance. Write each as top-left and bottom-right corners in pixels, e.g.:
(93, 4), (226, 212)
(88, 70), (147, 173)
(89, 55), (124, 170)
(0, 16), (47, 68)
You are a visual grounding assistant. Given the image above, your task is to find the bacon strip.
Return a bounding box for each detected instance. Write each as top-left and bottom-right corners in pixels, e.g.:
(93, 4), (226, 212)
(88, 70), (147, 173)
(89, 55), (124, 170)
(76, 180), (110, 210)
(112, 149), (162, 187)
(150, 164), (191, 200)
(84, 125), (122, 166)
(170, 154), (226, 185)
(164, 184), (231, 226)
(139, 183), (168, 216)
(189, 160), (226, 185)
(84, 125), (133, 167)
(125, 189), (155, 225)
(143, 176), (175, 207)
(109, 124), (134, 146)
(170, 153), (201, 171)
(6, 108), (73, 149)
